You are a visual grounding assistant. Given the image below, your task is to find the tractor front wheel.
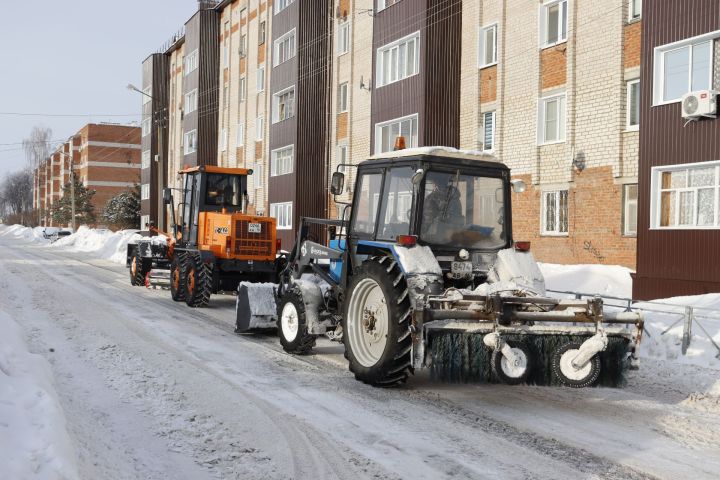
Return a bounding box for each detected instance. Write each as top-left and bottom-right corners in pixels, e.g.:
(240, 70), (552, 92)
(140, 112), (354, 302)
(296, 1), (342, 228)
(277, 287), (316, 354)
(184, 252), (212, 308)
(552, 341), (601, 388)
(492, 342), (532, 385)
(170, 252), (186, 302)
(343, 256), (413, 387)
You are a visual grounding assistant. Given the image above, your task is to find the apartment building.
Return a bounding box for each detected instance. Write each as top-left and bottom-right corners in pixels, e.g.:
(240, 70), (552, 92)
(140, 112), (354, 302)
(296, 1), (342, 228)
(634, 0), (720, 299)
(140, 0), (644, 268)
(455, 0), (642, 268)
(33, 123), (141, 226)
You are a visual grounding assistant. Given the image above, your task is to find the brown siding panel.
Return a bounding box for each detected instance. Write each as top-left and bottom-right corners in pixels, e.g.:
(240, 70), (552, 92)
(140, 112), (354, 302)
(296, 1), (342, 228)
(635, 0), (720, 299)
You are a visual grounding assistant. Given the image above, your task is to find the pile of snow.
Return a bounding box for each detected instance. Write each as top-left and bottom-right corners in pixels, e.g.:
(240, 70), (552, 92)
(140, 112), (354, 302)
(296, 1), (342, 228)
(0, 225), (50, 244)
(51, 226), (142, 264)
(0, 309), (79, 479)
(540, 262), (719, 369)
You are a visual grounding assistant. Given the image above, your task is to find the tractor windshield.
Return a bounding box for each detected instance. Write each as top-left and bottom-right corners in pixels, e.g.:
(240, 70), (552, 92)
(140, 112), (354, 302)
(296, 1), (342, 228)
(205, 173), (245, 207)
(420, 170), (507, 250)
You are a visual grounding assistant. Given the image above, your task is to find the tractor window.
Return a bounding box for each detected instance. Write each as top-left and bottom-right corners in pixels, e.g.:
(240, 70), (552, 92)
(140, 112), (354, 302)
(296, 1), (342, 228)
(205, 173), (243, 207)
(352, 172), (383, 236)
(421, 171), (507, 249)
(377, 167), (413, 241)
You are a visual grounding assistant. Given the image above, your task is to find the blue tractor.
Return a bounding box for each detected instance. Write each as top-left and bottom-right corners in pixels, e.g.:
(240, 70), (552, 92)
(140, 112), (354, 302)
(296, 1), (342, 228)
(240, 148), (644, 388)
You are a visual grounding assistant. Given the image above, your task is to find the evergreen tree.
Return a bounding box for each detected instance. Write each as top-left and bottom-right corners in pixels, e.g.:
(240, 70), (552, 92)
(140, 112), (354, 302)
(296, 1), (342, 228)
(51, 178), (96, 226)
(102, 184), (141, 229)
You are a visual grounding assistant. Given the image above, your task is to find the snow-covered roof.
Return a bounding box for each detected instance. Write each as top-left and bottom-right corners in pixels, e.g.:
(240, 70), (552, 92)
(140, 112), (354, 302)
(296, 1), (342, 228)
(368, 146), (501, 163)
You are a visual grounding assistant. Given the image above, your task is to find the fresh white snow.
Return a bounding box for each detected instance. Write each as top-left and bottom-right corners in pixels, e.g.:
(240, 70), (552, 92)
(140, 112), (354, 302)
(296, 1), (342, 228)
(0, 309), (79, 480)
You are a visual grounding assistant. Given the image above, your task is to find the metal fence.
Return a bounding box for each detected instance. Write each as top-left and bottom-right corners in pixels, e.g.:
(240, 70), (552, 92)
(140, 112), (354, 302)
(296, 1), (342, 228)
(547, 289), (720, 359)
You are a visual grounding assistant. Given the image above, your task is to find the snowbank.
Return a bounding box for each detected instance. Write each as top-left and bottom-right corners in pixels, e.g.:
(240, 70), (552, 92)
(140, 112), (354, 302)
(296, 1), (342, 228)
(540, 262), (720, 369)
(50, 226), (142, 264)
(0, 225), (51, 244)
(0, 309), (79, 480)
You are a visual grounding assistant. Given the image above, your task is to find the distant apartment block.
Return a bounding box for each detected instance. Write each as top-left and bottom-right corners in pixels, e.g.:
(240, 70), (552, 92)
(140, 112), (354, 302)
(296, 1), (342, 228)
(33, 123), (142, 226)
(140, 0), (643, 269)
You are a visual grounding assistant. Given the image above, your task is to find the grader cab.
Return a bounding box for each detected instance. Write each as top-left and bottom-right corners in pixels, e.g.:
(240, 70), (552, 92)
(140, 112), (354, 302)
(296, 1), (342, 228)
(127, 165), (279, 308)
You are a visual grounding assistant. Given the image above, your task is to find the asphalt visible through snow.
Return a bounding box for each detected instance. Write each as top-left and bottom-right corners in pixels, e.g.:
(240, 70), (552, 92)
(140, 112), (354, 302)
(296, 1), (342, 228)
(1, 236), (719, 480)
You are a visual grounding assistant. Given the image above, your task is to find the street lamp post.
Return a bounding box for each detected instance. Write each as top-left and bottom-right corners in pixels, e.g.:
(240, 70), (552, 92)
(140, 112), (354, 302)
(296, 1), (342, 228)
(128, 83), (165, 231)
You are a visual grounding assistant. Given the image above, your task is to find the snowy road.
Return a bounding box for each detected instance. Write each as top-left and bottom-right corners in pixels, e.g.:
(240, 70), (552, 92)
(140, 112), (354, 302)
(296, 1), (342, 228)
(2, 236), (719, 480)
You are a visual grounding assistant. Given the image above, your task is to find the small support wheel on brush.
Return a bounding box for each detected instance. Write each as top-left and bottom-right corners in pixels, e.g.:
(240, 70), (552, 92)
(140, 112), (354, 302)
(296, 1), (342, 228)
(170, 252), (186, 301)
(277, 288), (316, 355)
(343, 256), (413, 387)
(492, 342), (532, 385)
(552, 341), (601, 388)
(183, 252), (213, 308)
(129, 250), (149, 286)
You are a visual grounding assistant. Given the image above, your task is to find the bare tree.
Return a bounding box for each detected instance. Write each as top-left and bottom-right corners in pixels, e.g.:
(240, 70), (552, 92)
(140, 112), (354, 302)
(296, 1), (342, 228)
(22, 126), (53, 170)
(0, 169), (34, 224)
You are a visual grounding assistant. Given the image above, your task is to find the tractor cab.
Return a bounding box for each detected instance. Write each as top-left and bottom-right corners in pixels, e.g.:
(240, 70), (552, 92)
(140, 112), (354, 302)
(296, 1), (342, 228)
(332, 148), (525, 288)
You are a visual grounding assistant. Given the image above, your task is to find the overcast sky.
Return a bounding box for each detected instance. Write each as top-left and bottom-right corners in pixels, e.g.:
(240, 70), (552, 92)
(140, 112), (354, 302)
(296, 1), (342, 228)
(0, 0), (200, 176)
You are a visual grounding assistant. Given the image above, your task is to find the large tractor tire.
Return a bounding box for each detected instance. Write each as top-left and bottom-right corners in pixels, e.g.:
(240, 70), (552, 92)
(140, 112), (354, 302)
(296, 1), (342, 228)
(129, 249), (150, 287)
(343, 256), (413, 387)
(277, 287), (316, 355)
(170, 252), (186, 302)
(183, 252), (212, 308)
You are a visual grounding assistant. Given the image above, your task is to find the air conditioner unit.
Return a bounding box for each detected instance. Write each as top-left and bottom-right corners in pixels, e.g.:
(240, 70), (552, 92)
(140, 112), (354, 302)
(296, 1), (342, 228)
(681, 90), (718, 119)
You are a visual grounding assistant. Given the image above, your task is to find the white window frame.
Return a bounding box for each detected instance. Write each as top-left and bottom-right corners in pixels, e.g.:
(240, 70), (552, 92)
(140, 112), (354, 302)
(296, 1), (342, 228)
(538, 93), (566, 145)
(141, 184), (150, 200)
(142, 87), (152, 105)
(184, 89), (198, 114)
(237, 123), (245, 146)
(256, 116), (264, 140)
(482, 111), (496, 151)
(374, 113), (419, 154)
(338, 82), (348, 112)
(626, 79), (640, 130)
(254, 162), (263, 190)
(257, 65), (265, 92)
(184, 130), (197, 155)
(541, 189), (569, 235)
(270, 202), (293, 230)
(141, 150), (151, 169)
(184, 49), (198, 75)
(377, 0), (400, 12)
(478, 23), (498, 68)
(273, 29), (296, 67)
(239, 76), (246, 101)
(272, 86), (295, 123)
(628, 0), (641, 21)
(337, 143), (348, 173)
(623, 183), (638, 236)
(337, 20), (350, 55)
(141, 117), (151, 137)
(376, 31), (421, 88)
(540, 0), (568, 48)
(275, 0), (295, 14)
(221, 128), (228, 152)
(653, 31), (718, 105)
(271, 144), (294, 176)
(650, 160), (720, 230)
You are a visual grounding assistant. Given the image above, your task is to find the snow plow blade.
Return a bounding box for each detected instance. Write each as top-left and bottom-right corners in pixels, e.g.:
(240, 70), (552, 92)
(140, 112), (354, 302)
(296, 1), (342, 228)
(416, 294), (644, 387)
(235, 282), (278, 333)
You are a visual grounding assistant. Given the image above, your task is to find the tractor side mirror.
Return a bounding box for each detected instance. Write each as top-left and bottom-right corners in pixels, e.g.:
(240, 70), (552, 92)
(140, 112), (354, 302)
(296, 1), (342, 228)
(163, 187), (173, 205)
(511, 179), (527, 193)
(411, 169), (424, 186)
(330, 172), (345, 195)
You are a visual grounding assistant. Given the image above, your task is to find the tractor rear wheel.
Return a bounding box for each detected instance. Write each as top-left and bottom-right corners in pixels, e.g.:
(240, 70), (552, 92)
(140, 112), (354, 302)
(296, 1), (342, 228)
(130, 249), (149, 287)
(277, 287), (316, 354)
(184, 252), (212, 308)
(343, 256), (412, 387)
(170, 252), (186, 302)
